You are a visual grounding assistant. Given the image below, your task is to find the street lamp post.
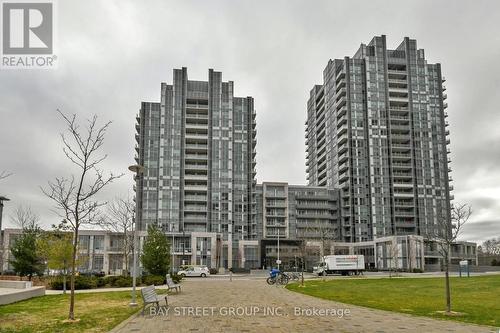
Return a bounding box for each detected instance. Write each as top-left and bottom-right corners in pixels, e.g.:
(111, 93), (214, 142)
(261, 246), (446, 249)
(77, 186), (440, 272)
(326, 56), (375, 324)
(171, 225), (175, 275)
(128, 164), (144, 307)
(0, 196), (10, 274)
(277, 230), (280, 270)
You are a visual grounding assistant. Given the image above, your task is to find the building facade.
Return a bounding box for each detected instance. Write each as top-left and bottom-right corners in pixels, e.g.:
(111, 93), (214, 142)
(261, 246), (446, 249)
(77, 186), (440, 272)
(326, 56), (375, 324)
(0, 228), (478, 274)
(135, 68), (257, 269)
(256, 182), (340, 269)
(306, 35), (452, 245)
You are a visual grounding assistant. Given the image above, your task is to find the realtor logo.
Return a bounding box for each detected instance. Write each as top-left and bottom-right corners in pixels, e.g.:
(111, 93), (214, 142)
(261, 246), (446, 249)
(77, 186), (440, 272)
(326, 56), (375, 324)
(1, 0), (56, 68)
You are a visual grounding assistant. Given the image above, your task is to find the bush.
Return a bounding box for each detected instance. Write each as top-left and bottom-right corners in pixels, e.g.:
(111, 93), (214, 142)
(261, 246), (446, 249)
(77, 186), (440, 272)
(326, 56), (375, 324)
(412, 268), (424, 273)
(48, 275), (97, 290)
(112, 276), (133, 287)
(96, 277), (106, 287)
(102, 275), (118, 286)
(142, 275), (165, 286)
(209, 268), (218, 275)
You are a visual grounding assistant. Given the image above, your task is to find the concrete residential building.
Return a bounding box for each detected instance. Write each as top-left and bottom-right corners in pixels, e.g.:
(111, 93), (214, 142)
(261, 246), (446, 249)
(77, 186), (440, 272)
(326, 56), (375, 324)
(306, 36), (452, 249)
(135, 68), (257, 269)
(256, 182), (340, 269)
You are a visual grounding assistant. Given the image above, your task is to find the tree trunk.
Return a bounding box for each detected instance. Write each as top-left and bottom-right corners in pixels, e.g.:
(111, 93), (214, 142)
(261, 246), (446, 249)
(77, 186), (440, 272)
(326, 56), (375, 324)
(445, 244), (451, 313)
(68, 228), (79, 320)
(301, 259), (304, 287)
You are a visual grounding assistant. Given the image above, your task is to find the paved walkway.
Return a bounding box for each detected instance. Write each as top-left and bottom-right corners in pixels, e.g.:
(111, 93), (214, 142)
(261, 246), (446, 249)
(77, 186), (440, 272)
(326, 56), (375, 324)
(111, 279), (495, 333)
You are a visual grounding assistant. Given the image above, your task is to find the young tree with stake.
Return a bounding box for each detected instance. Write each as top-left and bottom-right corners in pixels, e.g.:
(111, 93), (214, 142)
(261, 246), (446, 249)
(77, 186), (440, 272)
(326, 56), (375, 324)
(41, 110), (122, 321)
(426, 203), (472, 314)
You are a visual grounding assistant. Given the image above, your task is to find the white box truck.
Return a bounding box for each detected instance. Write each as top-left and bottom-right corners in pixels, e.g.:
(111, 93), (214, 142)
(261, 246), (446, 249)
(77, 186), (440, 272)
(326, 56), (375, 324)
(313, 255), (365, 276)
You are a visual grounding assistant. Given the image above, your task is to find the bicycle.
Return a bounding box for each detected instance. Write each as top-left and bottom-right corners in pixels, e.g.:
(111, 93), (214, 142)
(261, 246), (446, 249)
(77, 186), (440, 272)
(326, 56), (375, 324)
(266, 269), (290, 285)
(284, 272), (300, 281)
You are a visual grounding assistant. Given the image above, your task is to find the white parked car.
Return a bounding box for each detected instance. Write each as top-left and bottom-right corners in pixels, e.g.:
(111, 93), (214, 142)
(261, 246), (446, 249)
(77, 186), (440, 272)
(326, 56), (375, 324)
(177, 265), (210, 277)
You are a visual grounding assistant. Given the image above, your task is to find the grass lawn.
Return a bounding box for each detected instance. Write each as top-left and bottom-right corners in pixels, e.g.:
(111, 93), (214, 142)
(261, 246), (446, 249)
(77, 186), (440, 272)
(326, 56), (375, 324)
(287, 275), (500, 327)
(0, 290), (165, 333)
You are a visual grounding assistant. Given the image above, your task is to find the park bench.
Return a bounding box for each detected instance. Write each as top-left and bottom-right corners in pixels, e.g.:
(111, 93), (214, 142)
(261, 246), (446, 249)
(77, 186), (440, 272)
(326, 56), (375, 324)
(140, 285), (168, 315)
(166, 276), (181, 293)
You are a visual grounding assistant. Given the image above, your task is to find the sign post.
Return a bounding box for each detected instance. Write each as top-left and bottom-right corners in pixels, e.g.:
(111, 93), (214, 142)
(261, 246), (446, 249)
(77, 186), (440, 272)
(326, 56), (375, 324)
(459, 260), (469, 277)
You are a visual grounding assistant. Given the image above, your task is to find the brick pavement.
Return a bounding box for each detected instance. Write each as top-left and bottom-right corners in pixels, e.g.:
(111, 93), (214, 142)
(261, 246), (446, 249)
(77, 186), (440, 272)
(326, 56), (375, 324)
(111, 279), (495, 333)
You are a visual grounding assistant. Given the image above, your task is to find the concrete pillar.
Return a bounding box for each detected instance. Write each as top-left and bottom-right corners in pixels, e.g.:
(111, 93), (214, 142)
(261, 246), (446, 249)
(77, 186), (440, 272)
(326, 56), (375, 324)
(191, 235), (197, 265)
(89, 236), (94, 270)
(103, 234), (110, 274)
(227, 233), (233, 269)
(211, 234), (217, 269)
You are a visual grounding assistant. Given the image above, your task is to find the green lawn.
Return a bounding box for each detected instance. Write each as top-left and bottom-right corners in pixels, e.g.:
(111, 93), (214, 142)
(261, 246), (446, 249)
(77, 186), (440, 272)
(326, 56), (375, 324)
(0, 290), (164, 333)
(287, 275), (500, 327)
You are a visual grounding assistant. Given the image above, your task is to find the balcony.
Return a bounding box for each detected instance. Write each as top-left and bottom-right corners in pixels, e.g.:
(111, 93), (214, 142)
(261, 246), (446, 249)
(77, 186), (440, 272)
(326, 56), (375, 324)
(184, 164), (208, 171)
(392, 162), (412, 169)
(338, 132), (348, 144)
(387, 70), (407, 79)
(338, 151), (349, 163)
(184, 205), (207, 212)
(185, 154), (208, 161)
(335, 96), (347, 109)
(389, 96), (409, 103)
(393, 171), (413, 178)
(185, 144), (208, 151)
(184, 195), (207, 202)
(338, 142), (348, 154)
(336, 87), (347, 97)
(185, 133), (208, 140)
(337, 115), (347, 126)
(337, 124), (348, 135)
(393, 192), (414, 197)
(184, 174), (207, 181)
(185, 123), (208, 131)
(185, 113), (208, 120)
(337, 107), (347, 118)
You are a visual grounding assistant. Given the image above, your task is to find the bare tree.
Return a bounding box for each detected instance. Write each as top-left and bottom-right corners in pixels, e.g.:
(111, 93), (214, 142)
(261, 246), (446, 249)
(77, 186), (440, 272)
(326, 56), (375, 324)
(305, 220), (336, 280)
(104, 196), (134, 275)
(479, 237), (500, 255)
(41, 110), (122, 321)
(426, 203), (472, 314)
(11, 205), (40, 230)
(0, 171), (12, 181)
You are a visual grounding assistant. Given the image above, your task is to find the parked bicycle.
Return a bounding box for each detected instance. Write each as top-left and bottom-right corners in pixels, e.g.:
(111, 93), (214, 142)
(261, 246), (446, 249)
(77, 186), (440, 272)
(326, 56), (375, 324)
(284, 271), (300, 281)
(266, 268), (289, 285)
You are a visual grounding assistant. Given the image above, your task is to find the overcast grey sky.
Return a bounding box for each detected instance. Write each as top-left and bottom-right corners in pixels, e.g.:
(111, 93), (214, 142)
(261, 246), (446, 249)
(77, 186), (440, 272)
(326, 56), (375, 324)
(1, 0), (499, 243)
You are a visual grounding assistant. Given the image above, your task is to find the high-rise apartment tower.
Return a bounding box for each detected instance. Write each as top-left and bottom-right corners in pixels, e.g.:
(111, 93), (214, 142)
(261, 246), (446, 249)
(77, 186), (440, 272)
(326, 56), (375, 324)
(135, 68), (257, 268)
(306, 36), (452, 243)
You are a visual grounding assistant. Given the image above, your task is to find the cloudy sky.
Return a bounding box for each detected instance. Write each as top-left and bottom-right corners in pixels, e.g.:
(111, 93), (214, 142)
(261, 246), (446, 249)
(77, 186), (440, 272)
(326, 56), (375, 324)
(1, 0), (499, 243)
